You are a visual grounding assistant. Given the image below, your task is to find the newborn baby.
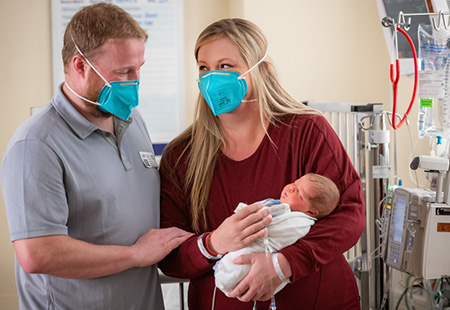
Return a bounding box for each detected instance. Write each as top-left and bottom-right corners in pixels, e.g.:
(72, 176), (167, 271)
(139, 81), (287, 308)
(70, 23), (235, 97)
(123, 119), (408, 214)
(213, 173), (340, 295)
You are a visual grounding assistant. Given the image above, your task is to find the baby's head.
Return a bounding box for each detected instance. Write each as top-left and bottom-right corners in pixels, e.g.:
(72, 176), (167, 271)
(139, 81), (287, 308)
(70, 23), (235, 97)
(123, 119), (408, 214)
(280, 173), (340, 219)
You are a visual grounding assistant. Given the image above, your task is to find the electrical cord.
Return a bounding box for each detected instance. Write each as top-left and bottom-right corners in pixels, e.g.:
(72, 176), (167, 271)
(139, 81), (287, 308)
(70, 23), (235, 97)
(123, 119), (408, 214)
(386, 111), (421, 187)
(395, 287), (410, 310)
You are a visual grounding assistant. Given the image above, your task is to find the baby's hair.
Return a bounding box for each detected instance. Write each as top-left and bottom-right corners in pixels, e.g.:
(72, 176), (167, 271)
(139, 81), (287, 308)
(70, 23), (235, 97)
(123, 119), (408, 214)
(303, 173), (340, 219)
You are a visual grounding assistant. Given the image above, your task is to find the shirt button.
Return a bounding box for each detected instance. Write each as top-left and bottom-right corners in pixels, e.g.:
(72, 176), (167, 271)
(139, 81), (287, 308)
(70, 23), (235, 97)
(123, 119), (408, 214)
(105, 133), (111, 137)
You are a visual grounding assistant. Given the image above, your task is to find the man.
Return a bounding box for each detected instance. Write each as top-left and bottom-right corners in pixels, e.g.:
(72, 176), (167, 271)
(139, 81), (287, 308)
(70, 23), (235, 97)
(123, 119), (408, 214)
(1, 3), (190, 309)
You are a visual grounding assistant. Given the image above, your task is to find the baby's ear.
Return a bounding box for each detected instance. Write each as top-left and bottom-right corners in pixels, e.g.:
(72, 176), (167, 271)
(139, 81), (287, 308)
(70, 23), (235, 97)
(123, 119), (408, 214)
(307, 210), (319, 218)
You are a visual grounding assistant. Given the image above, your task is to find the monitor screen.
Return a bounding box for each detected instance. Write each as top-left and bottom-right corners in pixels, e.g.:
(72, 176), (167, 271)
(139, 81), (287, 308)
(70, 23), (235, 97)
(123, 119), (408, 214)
(392, 196), (407, 243)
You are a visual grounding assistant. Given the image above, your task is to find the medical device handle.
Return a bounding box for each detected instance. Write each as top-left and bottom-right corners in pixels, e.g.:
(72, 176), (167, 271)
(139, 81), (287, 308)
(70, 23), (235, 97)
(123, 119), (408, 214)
(436, 172), (445, 202)
(391, 25), (418, 130)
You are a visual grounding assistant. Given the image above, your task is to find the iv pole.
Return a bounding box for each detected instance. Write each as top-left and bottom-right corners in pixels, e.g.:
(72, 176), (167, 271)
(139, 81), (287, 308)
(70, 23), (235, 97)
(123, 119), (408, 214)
(366, 110), (391, 310)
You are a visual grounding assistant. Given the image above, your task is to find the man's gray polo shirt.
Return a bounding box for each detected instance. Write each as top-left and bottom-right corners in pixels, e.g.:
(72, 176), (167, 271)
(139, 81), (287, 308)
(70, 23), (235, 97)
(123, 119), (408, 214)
(1, 85), (164, 309)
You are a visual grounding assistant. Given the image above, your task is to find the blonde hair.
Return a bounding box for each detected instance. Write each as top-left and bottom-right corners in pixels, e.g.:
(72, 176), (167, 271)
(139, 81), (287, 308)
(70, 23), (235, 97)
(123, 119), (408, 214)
(62, 3), (148, 73)
(303, 173), (340, 219)
(164, 18), (320, 233)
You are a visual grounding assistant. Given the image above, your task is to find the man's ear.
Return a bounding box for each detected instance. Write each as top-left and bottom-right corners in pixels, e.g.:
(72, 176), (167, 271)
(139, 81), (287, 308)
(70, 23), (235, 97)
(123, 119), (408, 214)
(71, 55), (88, 78)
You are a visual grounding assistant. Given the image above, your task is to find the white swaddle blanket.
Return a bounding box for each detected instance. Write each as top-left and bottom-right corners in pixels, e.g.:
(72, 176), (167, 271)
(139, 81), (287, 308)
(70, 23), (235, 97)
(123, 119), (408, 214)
(213, 199), (316, 295)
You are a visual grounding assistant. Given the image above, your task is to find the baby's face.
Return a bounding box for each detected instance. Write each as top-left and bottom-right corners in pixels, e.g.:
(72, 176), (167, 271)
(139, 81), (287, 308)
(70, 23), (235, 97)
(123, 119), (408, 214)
(280, 177), (312, 213)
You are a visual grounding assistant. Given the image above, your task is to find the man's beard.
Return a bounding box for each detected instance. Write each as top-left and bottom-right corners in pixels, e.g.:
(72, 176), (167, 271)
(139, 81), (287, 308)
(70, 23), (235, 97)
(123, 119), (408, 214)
(83, 73), (112, 118)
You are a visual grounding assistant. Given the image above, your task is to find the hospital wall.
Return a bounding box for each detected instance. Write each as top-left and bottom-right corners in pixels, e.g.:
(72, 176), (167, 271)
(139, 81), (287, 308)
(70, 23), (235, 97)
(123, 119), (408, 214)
(0, 0), (430, 309)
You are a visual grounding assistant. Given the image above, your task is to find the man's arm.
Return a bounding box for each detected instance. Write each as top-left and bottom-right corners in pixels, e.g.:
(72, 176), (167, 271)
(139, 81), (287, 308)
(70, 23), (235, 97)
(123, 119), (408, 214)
(14, 227), (192, 279)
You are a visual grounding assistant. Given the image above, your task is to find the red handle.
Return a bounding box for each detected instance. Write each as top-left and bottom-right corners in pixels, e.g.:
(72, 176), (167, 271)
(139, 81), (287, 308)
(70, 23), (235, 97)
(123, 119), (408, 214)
(391, 25), (418, 130)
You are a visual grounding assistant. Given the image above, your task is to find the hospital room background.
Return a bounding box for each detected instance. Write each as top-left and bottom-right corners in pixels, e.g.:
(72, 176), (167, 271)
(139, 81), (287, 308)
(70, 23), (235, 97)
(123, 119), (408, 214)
(0, 0), (444, 309)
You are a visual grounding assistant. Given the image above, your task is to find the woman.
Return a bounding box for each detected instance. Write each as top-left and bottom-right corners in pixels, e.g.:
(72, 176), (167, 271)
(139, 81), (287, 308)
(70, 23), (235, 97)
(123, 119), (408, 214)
(159, 18), (365, 309)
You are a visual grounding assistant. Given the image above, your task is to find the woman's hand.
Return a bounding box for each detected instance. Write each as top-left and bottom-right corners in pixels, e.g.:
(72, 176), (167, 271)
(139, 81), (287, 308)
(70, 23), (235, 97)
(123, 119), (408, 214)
(227, 252), (284, 302)
(208, 203), (272, 255)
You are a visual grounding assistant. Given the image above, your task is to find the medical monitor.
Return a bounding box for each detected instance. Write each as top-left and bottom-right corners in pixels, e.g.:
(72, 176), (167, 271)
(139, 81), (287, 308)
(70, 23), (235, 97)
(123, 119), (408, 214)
(385, 188), (410, 270)
(385, 187), (436, 276)
(376, 0), (450, 75)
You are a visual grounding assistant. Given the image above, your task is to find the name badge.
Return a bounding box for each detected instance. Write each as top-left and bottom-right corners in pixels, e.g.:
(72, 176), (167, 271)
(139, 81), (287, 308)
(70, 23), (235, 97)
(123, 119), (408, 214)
(139, 151), (158, 168)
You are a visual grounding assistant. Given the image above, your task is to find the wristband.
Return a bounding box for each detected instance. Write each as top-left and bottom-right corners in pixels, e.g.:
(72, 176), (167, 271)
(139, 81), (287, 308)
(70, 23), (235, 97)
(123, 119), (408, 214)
(205, 230), (220, 257)
(272, 253), (289, 282)
(197, 232), (222, 260)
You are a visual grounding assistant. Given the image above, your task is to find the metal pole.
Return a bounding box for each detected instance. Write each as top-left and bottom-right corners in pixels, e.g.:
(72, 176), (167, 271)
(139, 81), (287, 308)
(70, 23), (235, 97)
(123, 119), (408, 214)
(356, 112), (370, 310)
(367, 109), (390, 310)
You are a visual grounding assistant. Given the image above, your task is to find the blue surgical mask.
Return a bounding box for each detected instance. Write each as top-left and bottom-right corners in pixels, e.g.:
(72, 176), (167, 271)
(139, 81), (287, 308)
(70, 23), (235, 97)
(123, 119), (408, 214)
(65, 39), (139, 120)
(198, 51), (268, 116)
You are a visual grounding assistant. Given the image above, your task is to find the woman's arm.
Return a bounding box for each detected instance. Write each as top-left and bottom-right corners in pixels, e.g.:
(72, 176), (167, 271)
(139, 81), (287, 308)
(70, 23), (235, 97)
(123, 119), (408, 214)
(229, 115), (365, 301)
(279, 116), (365, 282)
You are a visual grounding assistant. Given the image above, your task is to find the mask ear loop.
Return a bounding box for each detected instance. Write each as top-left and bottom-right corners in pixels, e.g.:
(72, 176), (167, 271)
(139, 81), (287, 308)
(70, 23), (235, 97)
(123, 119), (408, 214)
(64, 81), (101, 106)
(71, 36), (112, 88)
(238, 49), (269, 79)
(238, 50), (269, 103)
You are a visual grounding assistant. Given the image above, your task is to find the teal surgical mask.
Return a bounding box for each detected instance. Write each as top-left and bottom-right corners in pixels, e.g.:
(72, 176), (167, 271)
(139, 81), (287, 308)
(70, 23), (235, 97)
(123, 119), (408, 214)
(198, 51), (267, 116)
(65, 39), (139, 120)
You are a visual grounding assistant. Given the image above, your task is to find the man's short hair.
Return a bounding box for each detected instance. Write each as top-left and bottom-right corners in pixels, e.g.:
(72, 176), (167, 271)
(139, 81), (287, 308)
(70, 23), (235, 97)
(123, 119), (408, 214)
(62, 3), (148, 73)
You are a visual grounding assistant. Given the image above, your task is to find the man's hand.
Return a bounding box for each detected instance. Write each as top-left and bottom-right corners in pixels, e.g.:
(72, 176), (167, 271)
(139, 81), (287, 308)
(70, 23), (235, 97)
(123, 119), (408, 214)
(132, 227), (193, 267)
